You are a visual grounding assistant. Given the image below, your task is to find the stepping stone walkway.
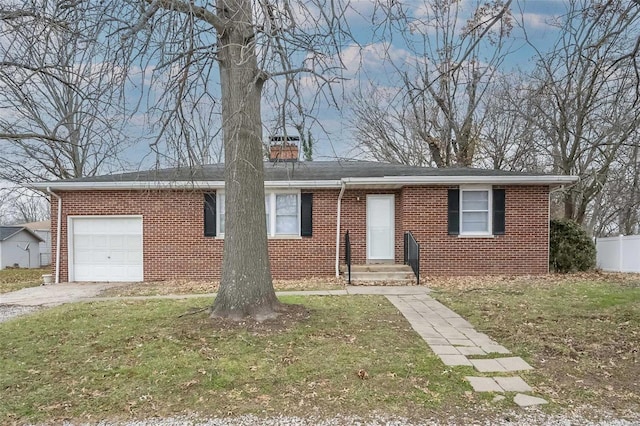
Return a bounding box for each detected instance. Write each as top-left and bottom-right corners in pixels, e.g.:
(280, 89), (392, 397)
(386, 293), (548, 407)
(466, 376), (532, 393)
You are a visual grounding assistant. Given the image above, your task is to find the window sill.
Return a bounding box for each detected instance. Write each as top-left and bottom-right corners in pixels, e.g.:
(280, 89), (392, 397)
(457, 234), (495, 239)
(268, 235), (302, 240)
(213, 235), (303, 240)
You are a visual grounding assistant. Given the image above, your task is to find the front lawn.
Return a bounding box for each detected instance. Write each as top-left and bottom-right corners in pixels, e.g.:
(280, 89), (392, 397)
(0, 296), (477, 425)
(2, 274), (638, 424)
(98, 277), (345, 297)
(0, 268), (48, 294)
(432, 274), (640, 413)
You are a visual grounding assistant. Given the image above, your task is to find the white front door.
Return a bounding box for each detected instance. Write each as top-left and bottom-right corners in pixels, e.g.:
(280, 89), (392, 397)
(366, 194), (395, 261)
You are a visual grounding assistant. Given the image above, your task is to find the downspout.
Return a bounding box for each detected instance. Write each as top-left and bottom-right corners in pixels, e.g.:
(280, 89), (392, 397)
(335, 180), (346, 277)
(47, 187), (62, 284)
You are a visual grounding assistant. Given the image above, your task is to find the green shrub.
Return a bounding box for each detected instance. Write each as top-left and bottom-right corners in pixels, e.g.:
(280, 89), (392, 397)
(549, 219), (596, 273)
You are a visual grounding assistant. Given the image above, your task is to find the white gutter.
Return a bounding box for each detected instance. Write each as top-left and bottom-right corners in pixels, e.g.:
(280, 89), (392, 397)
(31, 174), (579, 192)
(31, 180), (343, 191)
(335, 180), (347, 278)
(47, 187), (62, 284)
(341, 175), (579, 186)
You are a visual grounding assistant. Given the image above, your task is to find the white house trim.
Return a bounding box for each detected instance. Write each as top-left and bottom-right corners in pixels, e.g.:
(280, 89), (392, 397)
(32, 175), (578, 192)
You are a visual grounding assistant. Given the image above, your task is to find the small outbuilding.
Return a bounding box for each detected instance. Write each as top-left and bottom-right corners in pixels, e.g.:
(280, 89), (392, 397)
(21, 220), (52, 266)
(0, 226), (44, 269)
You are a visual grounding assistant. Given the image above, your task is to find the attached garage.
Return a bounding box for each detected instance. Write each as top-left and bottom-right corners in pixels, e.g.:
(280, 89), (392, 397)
(68, 216), (143, 282)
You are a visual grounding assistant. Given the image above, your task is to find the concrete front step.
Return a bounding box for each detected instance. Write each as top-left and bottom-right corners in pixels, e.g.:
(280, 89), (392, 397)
(349, 271), (415, 281)
(341, 264), (416, 282)
(340, 264), (413, 273)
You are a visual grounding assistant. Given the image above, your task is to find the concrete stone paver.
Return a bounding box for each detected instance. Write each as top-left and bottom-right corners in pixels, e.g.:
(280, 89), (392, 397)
(514, 393), (548, 407)
(494, 376), (533, 392)
(470, 358), (507, 373)
(467, 376), (534, 393)
(466, 376), (503, 392)
(457, 346), (486, 356)
(447, 338), (475, 347)
(482, 344), (511, 354)
(468, 357), (533, 372)
(425, 337), (449, 346)
(429, 345), (461, 355)
(496, 357), (534, 371)
(440, 354), (472, 366)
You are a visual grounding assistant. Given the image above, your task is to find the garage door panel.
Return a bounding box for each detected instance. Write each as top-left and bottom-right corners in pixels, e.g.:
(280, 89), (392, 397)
(75, 250), (110, 264)
(71, 217), (143, 282)
(123, 235), (141, 248)
(74, 217), (142, 235)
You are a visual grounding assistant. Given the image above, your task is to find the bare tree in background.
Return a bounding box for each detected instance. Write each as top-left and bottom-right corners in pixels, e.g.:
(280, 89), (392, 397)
(523, 0), (640, 227)
(350, 0), (513, 167)
(0, 1), (129, 183)
(476, 76), (540, 172)
(0, 187), (48, 224)
(155, 96), (225, 167)
(95, 0), (350, 320)
(589, 139), (640, 236)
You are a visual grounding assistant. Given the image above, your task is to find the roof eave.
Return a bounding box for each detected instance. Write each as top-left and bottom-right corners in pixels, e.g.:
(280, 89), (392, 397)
(30, 180), (344, 191)
(30, 175), (579, 191)
(342, 175), (579, 186)
(0, 227), (45, 243)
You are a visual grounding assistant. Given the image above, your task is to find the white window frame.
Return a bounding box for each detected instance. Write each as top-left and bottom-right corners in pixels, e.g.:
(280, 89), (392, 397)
(216, 190), (301, 238)
(460, 186), (492, 236)
(216, 191), (225, 238)
(269, 191), (301, 237)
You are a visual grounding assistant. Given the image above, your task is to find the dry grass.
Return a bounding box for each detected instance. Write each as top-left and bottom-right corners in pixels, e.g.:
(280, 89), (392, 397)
(0, 296), (480, 425)
(98, 277), (346, 297)
(0, 268), (49, 294)
(432, 273), (640, 413)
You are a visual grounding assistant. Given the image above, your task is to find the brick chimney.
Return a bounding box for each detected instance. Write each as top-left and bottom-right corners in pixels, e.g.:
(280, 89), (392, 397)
(268, 136), (299, 162)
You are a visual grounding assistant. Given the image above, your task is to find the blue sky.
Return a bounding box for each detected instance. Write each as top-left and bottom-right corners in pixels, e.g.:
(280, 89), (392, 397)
(121, 0), (569, 170)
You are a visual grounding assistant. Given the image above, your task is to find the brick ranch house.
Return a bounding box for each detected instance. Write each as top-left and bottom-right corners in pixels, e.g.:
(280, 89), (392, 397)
(32, 148), (577, 284)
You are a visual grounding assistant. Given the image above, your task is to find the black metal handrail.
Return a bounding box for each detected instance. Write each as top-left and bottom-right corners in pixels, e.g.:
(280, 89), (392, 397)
(404, 231), (420, 285)
(344, 231), (352, 284)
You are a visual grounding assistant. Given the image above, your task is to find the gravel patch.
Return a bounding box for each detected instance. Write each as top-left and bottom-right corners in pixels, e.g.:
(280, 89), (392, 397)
(48, 411), (640, 426)
(0, 305), (42, 323)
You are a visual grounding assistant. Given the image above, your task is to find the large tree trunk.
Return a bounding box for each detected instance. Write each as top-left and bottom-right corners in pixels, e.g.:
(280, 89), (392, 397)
(211, 1), (280, 321)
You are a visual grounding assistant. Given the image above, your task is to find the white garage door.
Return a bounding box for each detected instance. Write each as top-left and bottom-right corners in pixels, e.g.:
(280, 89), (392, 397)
(70, 217), (143, 282)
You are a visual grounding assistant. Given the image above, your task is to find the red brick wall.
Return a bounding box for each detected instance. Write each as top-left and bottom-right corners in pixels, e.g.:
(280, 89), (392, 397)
(51, 189), (338, 282)
(400, 185), (549, 276)
(51, 184), (549, 282)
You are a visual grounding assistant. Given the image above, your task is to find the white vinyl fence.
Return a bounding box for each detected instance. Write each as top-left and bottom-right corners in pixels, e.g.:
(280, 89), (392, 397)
(596, 235), (640, 273)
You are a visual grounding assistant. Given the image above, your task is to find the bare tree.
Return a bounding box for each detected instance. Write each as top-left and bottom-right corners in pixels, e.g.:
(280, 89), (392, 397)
(522, 0), (640, 226)
(476, 75), (541, 172)
(155, 96), (225, 168)
(588, 138), (640, 236)
(0, 1), (130, 183)
(350, 0), (513, 167)
(0, 186), (48, 224)
(90, 0), (350, 320)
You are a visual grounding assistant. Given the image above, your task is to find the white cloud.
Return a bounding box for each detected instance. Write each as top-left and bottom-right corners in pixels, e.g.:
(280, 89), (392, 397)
(520, 12), (557, 30)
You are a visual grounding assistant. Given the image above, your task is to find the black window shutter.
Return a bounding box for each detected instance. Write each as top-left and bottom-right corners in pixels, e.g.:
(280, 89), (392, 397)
(204, 193), (216, 237)
(493, 188), (506, 235)
(301, 193), (313, 237)
(447, 188), (460, 235)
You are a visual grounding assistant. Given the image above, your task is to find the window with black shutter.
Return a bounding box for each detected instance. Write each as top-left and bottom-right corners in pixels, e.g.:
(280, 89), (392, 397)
(448, 188), (460, 235)
(492, 188), (506, 235)
(301, 193), (313, 237)
(204, 193), (216, 237)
